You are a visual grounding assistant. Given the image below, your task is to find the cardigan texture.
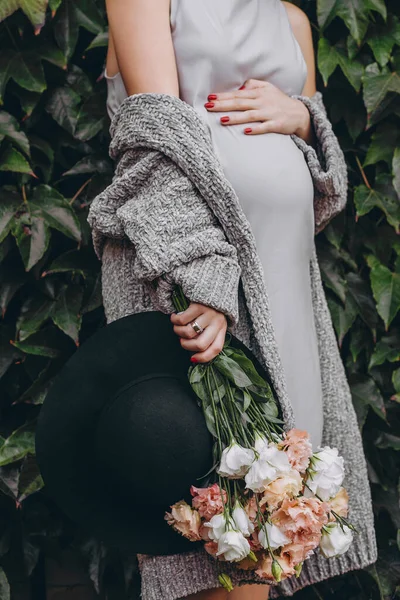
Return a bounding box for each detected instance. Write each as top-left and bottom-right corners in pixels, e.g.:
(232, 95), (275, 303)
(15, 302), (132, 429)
(88, 92), (377, 598)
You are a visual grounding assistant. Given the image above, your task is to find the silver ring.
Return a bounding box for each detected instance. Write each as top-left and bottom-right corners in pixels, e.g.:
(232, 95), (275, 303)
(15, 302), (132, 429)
(190, 320), (204, 334)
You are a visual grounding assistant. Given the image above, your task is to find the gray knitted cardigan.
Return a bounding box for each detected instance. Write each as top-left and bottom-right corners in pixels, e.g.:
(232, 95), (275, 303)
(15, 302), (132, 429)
(88, 92), (377, 599)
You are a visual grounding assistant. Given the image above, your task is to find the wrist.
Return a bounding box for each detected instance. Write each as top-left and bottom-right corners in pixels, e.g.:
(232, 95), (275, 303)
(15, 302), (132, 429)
(294, 99), (311, 141)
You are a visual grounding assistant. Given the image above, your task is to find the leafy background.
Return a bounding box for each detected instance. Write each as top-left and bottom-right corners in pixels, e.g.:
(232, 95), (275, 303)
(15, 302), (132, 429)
(0, 0), (399, 598)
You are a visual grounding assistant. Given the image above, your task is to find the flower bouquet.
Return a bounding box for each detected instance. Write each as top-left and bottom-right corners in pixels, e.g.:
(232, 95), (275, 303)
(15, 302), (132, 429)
(165, 287), (356, 591)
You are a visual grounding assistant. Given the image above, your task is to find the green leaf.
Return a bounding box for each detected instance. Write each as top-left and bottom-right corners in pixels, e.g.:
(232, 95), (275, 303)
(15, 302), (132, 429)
(367, 16), (400, 67)
(350, 374), (387, 428)
(327, 294), (358, 346)
(364, 123), (398, 167)
(7, 52), (46, 94)
(45, 86), (81, 134)
(213, 354), (253, 388)
(51, 284), (83, 344)
(86, 30), (109, 51)
(0, 49), (14, 104)
(394, 147), (400, 199)
(223, 347), (269, 388)
(30, 185), (81, 241)
(12, 328), (66, 358)
(44, 248), (98, 277)
(75, 93), (106, 141)
(188, 364), (209, 402)
(354, 175), (400, 233)
(0, 187), (21, 243)
(0, 111), (30, 156)
(63, 155), (112, 177)
(318, 0), (387, 45)
(363, 63), (400, 126)
(0, 422), (36, 467)
(38, 41), (68, 69)
(53, 0), (79, 61)
(18, 455), (44, 501)
(17, 294), (55, 341)
(0, 567), (10, 600)
(0, 325), (22, 379)
(0, 263), (25, 317)
(12, 213), (50, 271)
(368, 336), (400, 369)
(318, 38), (363, 91)
(0, 146), (32, 174)
(366, 254), (400, 329)
(0, 0), (48, 34)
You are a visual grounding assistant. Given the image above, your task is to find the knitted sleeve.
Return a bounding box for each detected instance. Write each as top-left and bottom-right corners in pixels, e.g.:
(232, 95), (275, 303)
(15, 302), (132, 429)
(290, 91), (348, 234)
(88, 147), (241, 326)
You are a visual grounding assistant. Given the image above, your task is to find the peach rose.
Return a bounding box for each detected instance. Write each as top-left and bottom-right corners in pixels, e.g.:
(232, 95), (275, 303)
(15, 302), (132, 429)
(165, 500), (201, 541)
(260, 470), (303, 510)
(190, 484), (227, 521)
(244, 496), (258, 522)
(281, 541), (316, 566)
(279, 429), (313, 473)
(271, 496), (329, 546)
(328, 487), (349, 520)
(255, 553), (296, 582)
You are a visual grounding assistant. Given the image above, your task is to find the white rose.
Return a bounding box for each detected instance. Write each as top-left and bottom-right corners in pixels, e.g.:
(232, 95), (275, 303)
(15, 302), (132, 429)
(254, 433), (269, 454)
(232, 502), (254, 537)
(245, 445), (291, 492)
(204, 513), (233, 541)
(320, 523), (353, 558)
(217, 441), (255, 478)
(216, 529), (251, 562)
(258, 523), (291, 551)
(305, 447), (345, 501)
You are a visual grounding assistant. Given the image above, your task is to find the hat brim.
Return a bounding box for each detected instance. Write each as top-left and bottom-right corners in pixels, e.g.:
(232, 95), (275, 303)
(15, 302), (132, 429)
(35, 311), (276, 556)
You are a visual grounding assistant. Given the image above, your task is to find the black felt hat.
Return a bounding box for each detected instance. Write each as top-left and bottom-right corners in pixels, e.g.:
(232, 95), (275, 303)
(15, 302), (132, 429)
(35, 311), (272, 556)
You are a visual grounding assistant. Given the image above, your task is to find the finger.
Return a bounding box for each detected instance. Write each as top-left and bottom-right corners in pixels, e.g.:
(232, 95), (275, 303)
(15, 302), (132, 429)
(241, 78), (268, 90)
(208, 88), (262, 102)
(206, 97), (258, 112)
(180, 322), (220, 353)
(173, 314), (208, 340)
(191, 327), (226, 363)
(170, 302), (204, 326)
(243, 121), (280, 135)
(218, 109), (263, 126)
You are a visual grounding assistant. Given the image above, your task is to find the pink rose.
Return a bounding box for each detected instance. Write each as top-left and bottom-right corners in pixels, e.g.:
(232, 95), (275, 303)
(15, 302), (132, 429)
(271, 497), (329, 547)
(190, 484), (227, 521)
(279, 429), (313, 473)
(260, 470), (303, 510)
(328, 487), (349, 520)
(165, 500), (201, 541)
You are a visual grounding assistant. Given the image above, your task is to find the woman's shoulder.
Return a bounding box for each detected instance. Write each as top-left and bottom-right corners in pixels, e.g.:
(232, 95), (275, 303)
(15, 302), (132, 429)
(281, 1), (312, 38)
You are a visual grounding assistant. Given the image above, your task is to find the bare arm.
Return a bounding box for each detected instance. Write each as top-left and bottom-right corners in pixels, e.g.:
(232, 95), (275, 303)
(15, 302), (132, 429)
(282, 2), (317, 97)
(105, 0), (179, 96)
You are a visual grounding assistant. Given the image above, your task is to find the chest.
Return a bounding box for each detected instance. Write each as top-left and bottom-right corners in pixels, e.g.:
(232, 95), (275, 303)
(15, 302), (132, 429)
(170, 0), (307, 96)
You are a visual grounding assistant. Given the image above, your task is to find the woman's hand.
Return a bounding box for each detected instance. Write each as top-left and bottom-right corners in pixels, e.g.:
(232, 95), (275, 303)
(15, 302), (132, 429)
(170, 303), (227, 363)
(204, 78), (312, 143)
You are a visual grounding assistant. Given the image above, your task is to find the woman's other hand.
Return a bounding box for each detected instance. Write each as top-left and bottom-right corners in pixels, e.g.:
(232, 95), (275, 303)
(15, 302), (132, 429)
(205, 79), (311, 139)
(170, 303), (227, 363)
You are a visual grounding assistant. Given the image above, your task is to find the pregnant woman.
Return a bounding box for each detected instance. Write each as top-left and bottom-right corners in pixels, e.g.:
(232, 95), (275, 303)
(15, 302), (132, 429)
(88, 0), (377, 598)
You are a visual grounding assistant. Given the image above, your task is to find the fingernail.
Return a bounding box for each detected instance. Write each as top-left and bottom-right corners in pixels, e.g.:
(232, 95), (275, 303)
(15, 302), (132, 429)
(244, 127), (252, 134)
(239, 85), (246, 90)
(220, 116), (230, 123)
(204, 102), (214, 108)
(208, 94), (217, 100)
(190, 356), (198, 363)
(176, 311), (185, 314)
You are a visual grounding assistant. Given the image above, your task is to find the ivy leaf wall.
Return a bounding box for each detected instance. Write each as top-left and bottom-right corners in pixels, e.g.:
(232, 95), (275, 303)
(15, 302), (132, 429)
(0, 0), (399, 598)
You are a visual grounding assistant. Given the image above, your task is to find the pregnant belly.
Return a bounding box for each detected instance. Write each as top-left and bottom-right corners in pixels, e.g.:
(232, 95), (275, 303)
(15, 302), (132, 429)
(210, 124), (315, 255)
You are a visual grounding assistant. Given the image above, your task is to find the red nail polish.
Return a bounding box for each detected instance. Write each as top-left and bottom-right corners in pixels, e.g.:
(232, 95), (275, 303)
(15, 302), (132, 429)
(220, 116), (230, 123)
(244, 127), (252, 134)
(190, 356), (198, 363)
(204, 102), (215, 108)
(208, 94), (217, 100)
(239, 85), (246, 90)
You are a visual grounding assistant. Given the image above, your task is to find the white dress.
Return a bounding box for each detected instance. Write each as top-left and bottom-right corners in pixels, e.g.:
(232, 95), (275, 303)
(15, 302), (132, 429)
(104, 0), (323, 449)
